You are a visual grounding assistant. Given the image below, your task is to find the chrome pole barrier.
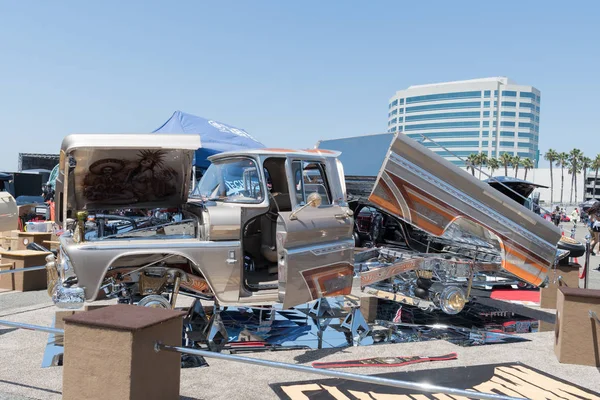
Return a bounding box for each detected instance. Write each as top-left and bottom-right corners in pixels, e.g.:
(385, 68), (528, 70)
(0, 320), (64, 335)
(154, 343), (524, 400)
(584, 235), (591, 289)
(0, 265), (46, 275)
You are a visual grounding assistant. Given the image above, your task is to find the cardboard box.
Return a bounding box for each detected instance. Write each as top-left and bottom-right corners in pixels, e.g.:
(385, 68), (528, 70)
(0, 250), (50, 291)
(554, 287), (600, 366)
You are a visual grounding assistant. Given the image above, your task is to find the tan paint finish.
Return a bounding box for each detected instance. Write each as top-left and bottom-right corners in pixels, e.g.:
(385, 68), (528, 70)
(370, 133), (561, 287)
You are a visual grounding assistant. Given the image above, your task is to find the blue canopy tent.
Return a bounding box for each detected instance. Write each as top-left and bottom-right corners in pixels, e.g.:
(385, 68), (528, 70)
(153, 110), (265, 170)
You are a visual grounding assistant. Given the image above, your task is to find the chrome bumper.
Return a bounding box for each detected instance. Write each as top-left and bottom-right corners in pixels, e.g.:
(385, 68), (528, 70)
(45, 254), (85, 309)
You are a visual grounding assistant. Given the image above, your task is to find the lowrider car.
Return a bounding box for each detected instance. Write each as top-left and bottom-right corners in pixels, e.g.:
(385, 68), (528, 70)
(46, 132), (563, 317)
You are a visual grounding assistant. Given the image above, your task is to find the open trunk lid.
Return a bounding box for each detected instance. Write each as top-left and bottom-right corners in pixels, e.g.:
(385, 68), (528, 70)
(57, 134), (200, 218)
(367, 133), (560, 287)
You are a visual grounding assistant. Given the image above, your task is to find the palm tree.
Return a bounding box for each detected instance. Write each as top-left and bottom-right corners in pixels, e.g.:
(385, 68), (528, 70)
(556, 152), (569, 205)
(582, 156), (592, 200)
(466, 153), (478, 176)
(592, 154), (600, 200)
(488, 158), (499, 176)
(499, 153), (512, 177)
(477, 152), (488, 180)
(522, 158), (534, 181)
(568, 149), (582, 203)
(544, 149), (559, 206)
(512, 155), (521, 178)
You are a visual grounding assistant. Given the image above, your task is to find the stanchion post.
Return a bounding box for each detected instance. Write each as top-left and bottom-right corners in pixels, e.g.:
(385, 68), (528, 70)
(584, 236), (591, 289)
(62, 304), (185, 400)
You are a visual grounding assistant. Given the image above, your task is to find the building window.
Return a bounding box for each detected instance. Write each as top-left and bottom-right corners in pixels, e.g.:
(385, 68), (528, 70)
(502, 90), (517, 97)
(535, 116), (539, 122)
(535, 106), (540, 113)
(406, 131), (481, 139)
(501, 101), (517, 107)
(390, 126), (397, 132)
(405, 101), (481, 113)
(421, 140), (481, 148)
(519, 112), (534, 119)
(484, 90), (491, 98)
(501, 111), (516, 117)
(493, 111), (498, 117)
(405, 91), (482, 104)
(483, 101), (490, 108)
(518, 132), (533, 139)
(500, 141), (515, 147)
(404, 121), (481, 131)
(518, 122), (532, 128)
(517, 152), (531, 158)
(500, 131), (515, 137)
(404, 111), (481, 122)
(520, 92), (535, 99)
(398, 116), (403, 123)
(400, 99), (405, 105)
(501, 121), (515, 127)
(519, 102), (535, 109)
(483, 111), (490, 117)
(431, 150), (485, 157)
(482, 141), (489, 146)
(390, 118), (397, 124)
(536, 95), (540, 103)
(399, 108), (404, 114)
(494, 90), (498, 97)
(390, 99), (398, 108)
(518, 142), (532, 148)
(483, 121), (489, 127)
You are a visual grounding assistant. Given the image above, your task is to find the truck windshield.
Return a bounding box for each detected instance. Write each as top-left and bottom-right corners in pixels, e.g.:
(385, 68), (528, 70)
(192, 158), (264, 203)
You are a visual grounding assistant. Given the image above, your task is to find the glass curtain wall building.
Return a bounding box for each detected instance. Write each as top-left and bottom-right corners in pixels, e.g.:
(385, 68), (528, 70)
(387, 77), (541, 167)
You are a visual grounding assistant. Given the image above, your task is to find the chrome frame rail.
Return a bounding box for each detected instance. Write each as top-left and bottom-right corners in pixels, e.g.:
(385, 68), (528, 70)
(155, 342), (524, 400)
(0, 265), (46, 275)
(0, 319), (64, 335)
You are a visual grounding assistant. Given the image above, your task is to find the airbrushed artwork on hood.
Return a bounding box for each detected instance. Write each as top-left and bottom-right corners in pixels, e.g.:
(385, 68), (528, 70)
(82, 150), (180, 206)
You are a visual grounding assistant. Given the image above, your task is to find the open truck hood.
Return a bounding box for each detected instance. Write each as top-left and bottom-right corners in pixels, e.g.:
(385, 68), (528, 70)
(368, 133), (561, 287)
(57, 134), (200, 217)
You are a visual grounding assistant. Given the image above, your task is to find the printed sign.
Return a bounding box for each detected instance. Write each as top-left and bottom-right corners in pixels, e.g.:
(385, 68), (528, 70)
(270, 363), (600, 399)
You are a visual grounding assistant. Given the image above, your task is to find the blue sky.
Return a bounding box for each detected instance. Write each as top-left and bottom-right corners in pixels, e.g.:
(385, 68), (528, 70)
(1, 1), (598, 170)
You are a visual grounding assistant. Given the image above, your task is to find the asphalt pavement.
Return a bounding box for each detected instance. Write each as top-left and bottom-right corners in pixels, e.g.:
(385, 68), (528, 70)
(1, 225), (600, 399)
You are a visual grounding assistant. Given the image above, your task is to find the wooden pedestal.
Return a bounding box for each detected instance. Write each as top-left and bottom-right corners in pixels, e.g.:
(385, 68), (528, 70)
(14, 232), (52, 251)
(554, 287), (600, 366)
(360, 296), (379, 323)
(63, 304), (185, 400)
(0, 250), (49, 291)
(540, 263), (581, 309)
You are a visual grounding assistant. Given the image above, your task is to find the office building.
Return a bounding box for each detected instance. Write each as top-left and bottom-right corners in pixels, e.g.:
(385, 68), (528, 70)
(387, 77), (541, 167)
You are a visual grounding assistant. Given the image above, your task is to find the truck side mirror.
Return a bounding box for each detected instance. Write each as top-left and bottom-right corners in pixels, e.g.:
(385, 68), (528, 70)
(290, 192), (322, 220)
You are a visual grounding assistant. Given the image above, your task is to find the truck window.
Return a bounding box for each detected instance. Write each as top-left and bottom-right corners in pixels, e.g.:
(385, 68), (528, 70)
(291, 161), (331, 206)
(194, 158), (264, 203)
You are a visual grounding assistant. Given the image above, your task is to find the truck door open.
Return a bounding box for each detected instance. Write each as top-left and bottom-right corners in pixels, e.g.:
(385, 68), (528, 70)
(276, 159), (354, 308)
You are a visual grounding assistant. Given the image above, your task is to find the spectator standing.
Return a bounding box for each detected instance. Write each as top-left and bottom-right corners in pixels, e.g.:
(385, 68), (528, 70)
(571, 208), (580, 225)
